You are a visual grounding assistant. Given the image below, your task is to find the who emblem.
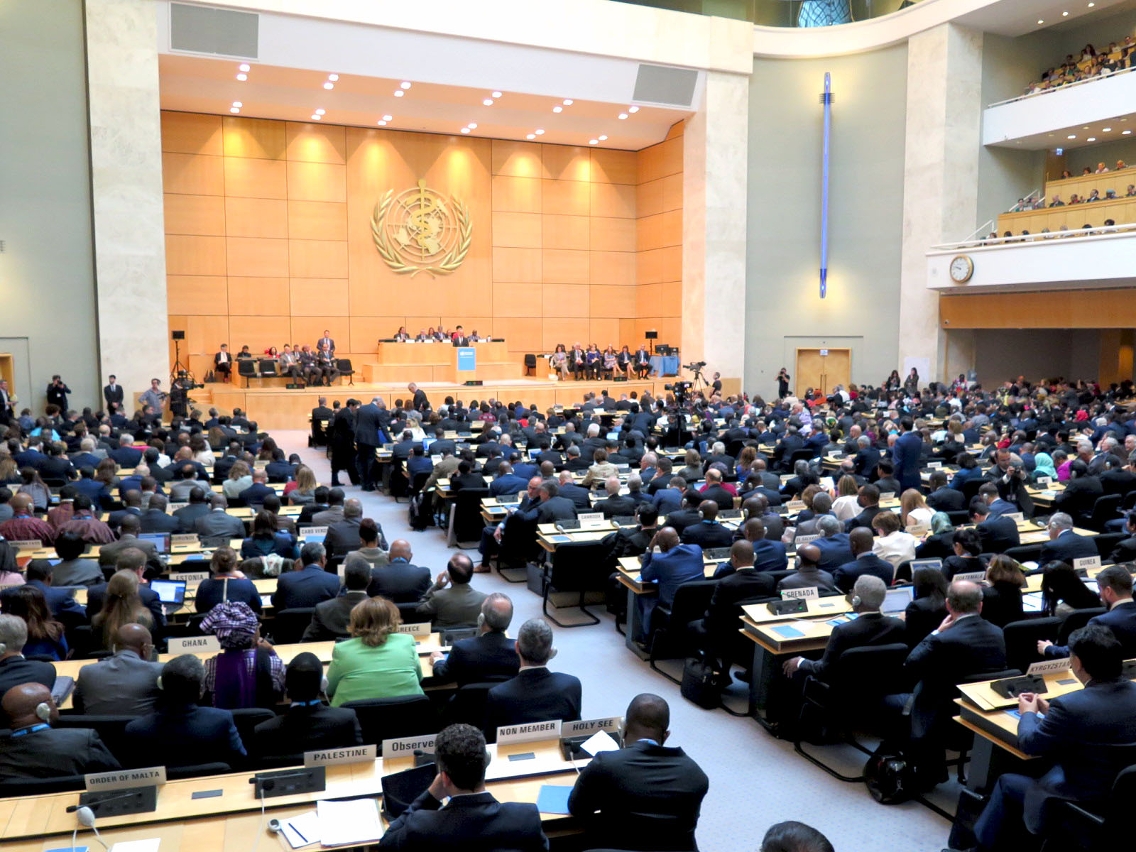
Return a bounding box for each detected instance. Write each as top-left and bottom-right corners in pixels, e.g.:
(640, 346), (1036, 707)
(371, 179), (472, 277)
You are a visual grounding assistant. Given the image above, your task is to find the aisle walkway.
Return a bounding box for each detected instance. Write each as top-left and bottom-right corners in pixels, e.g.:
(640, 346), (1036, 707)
(274, 430), (953, 852)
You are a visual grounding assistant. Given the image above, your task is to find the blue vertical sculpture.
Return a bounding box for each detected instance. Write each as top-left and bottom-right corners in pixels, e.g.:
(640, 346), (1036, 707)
(819, 73), (833, 299)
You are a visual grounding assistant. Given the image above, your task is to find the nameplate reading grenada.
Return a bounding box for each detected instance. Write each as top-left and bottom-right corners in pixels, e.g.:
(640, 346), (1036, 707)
(167, 635), (222, 654)
(85, 766), (166, 791)
(382, 733), (437, 758)
(563, 717), (622, 736)
(781, 587), (818, 602)
(496, 719), (562, 746)
(304, 743), (377, 768)
(1027, 659), (1071, 677)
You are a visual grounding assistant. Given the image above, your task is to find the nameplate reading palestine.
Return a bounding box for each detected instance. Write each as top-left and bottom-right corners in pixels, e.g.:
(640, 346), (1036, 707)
(304, 744), (378, 768)
(496, 719), (563, 745)
(86, 766), (167, 791)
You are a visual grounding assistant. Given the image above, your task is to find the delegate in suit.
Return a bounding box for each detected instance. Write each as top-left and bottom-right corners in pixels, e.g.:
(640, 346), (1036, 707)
(430, 593), (520, 687)
(1040, 565), (1136, 658)
(637, 528), (705, 642)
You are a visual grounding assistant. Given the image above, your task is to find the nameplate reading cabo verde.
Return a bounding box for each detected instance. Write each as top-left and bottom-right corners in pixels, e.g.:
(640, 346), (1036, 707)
(496, 719), (562, 745)
(304, 743), (377, 767)
(86, 766), (166, 791)
(563, 717), (622, 736)
(383, 733), (437, 756)
(167, 635), (221, 654)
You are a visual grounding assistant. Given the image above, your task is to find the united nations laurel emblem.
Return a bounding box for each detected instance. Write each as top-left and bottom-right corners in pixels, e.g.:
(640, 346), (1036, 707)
(371, 179), (472, 277)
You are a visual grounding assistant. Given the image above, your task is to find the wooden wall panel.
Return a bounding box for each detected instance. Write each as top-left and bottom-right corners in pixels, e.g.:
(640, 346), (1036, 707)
(224, 198), (288, 239)
(591, 285), (637, 318)
(290, 316), (350, 348)
(163, 153), (224, 196)
(229, 316), (290, 352)
(285, 122), (346, 164)
(590, 183), (636, 219)
(288, 201), (347, 241)
(542, 250), (590, 285)
(590, 251), (635, 286)
(543, 317), (590, 351)
(183, 315), (230, 359)
(167, 276), (227, 316)
(493, 248), (542, 283)
(492, 176), (542, 213)
(164, 194), (225, 236)
(940, 290), (1136, 328)
(492, 212), (543, 248)
(224, 158), (287, 199)
(349, 317), (391, 353)
(289, 240), (348, 279)
(226, 237), (290, 278)
(492, 282), (533, 317)
(543, 215), (589, 251)
(166, 235), (226, 276)
(543, 146), (591, 182)
(287, 162), (347, 203)
(590, 150), (637, 185)
(161, 112), (223, 155)
(544, 283), (590, 318)
(497, 317), (544, 353)
(222, 117), (286, 160)
(590, 318), (620, 345)
(291, 279), (349, 317)
(493, 141), (548, 178)
(590, 217), (635, 253)
(542, 180), (590, 217)
(228, 278), (290, 316)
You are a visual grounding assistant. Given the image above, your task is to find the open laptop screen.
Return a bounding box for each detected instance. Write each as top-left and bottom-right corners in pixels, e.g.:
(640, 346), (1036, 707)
(138, 533), (171, 554)
(150, 579), (187, 605)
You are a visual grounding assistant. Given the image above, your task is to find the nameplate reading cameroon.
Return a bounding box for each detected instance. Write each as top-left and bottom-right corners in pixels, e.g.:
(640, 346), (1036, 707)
(1074, 556), (1102, 573)
(1027, 659), (1072, 677)
(304, 743), (378, 768)
(382, 733), (437, 757)
(563, 717), (622, 736)
(397, 622), (432, 637)
(781, 586), (818, 602)
(496, 719), (563, 745)
(167, 635), (222, 654)
(85, 766), (167, 791)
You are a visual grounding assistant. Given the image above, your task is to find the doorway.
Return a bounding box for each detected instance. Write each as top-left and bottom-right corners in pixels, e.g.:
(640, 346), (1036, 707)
(795, 347), (851, 397)
(0, 338), (31, 406)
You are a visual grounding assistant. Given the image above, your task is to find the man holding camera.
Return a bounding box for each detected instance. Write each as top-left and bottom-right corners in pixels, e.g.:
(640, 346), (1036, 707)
(46, 375), (71, 411)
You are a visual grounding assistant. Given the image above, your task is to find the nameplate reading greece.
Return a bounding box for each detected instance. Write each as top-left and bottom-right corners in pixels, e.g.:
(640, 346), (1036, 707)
(372, 179), (472, 277)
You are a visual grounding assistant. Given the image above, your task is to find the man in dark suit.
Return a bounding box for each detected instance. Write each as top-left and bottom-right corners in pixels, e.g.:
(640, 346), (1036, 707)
(1054, 459), (1104, 526)
(843, 483), (883, 532)
(254, 652), (362, 761)
(431, 593), (520, 687)
(0, 615), (56, 699)
(212, 346), (232, 381)
(732, 517), (788, 573)
(699, 541), (775, 674)
(139, 493), (179, 534)
(379, 723), (548, 851)
(16, 561), (86, 619)
(407, 382), (430, 413)
(892, 417), (923, 492)
(852, 436), (881, 480)
(172, 487), (211, 533)
(833, 527), (895, 592)
(195, 495), (246, 538)
(556, 472), (592, 511)
(417, 554), (488, 629)
(1108, 510), (1136, 563)
(323, 499), (365, 558)
(568, 693), (708, 852)
(124, 655), (246, 769)
(1039, 512), (1098, 564)
(0, 682), (120, 781)
(73, 624), (162, 715)
(974, 624), (1136, 851)
(812, 516), (854, 572)
(978, 481), (1018, 520)
(272, 543), (340, 610)
(637, 528), (705, 643)
(103, 374), (125, 409)
(889, 580), (1007, 789)
(526, 480), (577, 524)
(681, 501), (734, 549)
(108, 434), (144, 468)
(1041, 565), (1136, 659)
(367, 540), (431, 602)
(354, 397), (383, 491)
(238, 469), (275, 507)
(488, 463), (529, 499)
(302, 559), (370, 642)
(483, 618), (582, 739)
(925, 471), (966, 513)
(594, 477), (637, 519)
(970, 499), (1021, 554)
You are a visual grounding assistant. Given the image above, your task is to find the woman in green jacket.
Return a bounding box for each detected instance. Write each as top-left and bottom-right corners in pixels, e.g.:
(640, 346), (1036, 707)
(326, 596), (423, 706)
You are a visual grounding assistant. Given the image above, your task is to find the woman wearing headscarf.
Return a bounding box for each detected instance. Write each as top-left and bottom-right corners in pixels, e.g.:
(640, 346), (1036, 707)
(914, 512), (956, 560)
(1031, 452), (1058, 483)
(200, 601), (285, 710)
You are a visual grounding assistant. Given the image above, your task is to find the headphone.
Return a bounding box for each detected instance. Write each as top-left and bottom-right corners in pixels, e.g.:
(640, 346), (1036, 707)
(477, 613), (485, 628)
(156, 675), (162, 690)
(850, 595), (862, 608)
(35, 702), (52, 722)
(0, 642), (6, 655)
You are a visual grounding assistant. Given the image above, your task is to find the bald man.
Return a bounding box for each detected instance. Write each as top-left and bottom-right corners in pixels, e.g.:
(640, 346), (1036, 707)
(74, 624), (164, 715)
(697, 541), (775, 679)
(637, 527), (705, 643)
(430, 593), (520, 687)
(681, 501), (734, 550)
(568, 694), (708, 852)
(367, 539), (430, 602)
(0, 683), (120, 781)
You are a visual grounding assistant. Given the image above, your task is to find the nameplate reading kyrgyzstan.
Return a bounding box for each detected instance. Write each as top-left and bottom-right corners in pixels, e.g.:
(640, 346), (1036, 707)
(563, 717), (622, 736)
(1027, 659), (1071, 676)
(86, 766), (167, 791)
(383, 733), (437, 757)
(397, 622), (432, 637)
(304, 743), (377, 767)
(781, 587), (818, 602)
(954, 571), (986, 583)
(167, 635), (222, 654)
(497, 719), (562, 745)
(1074, 556), (1102, 572)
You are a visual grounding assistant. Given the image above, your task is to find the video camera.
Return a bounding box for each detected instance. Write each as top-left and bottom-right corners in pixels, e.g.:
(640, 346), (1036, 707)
(173, 370), (202, 391)
(684, 361), (707, 372)
(665, 381), (692, 400)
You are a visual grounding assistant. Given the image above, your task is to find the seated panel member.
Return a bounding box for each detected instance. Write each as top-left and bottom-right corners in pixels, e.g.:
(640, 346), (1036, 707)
(0, 682), (120, 781)
(1039, 565), (1136, 659)
(568, 693), (709, 852)
(483, 618), (581, 738)
(430, 593), (520, 687)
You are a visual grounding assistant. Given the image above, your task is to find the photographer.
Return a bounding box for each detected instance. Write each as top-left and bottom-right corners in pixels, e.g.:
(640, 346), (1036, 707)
(138, 378), (167, 414)
(169, 372), (197, 419)
(45, 375), (71, 412)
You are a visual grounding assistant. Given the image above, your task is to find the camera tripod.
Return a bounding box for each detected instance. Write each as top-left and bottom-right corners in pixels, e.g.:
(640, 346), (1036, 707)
(687, 366), (708, 395)
(170, 337), (189, 383)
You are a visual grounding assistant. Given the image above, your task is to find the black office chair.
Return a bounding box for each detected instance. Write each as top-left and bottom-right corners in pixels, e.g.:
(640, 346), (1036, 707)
(258, 359), (278, 378)
(238, 359), (258, 387)
(541, 540), (611, 627)
(0, 774), (84, 796)
(231, 707), (275, 767)
(1094, 532), (1127, 559)
(396, 601), (430, 624)
(1003, 543), (1044, 565)
(337, 359), (355, 385)
(450, 488), (490, 549)
(342, 695), (437, 749)
(1002, 617), (1062, 674)
(381, 763), (437, 821)
(1087, 494), (1123, 532)
(647, 580), (718, 684)
(523, 354), (537, 377)
(946, 509), (971, 526)
(54, 714), (137, 765)
(443, 681), (501, 729)
(270, 608), (316, 645)
(166, 762), (232, 780)
(1058, 607), (1107, 644)
(1042, 761), (1136, 851)
(961, 478), (985, 504)
(388, 461), (409, 503)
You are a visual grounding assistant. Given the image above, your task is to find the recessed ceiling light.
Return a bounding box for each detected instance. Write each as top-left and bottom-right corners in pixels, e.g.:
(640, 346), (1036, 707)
(400, 81), (412, 90)
(563, 99), (573, 106)
(468, 122), (477, 129)
(1088, 2), (1095, 6)
(311, 114), (321, 121)
(1087, 137), (1097, 141)
(534, 129), (544, 135)
(239, 63), (250, 72)
(461, 128), (470, 134)
(328, 74), (339, 82)
(1038, 19), (1044, 24)
(232, 101), (242, 108)
(382, 114), (392, 122)
(377, 120), (387, 126)
(1124, 130), (1132, 135)
(1068, 134), (1077, 139)
(394, 90), (404, 97)
(1083, 126), (1090, 130)
(553, 106), (563, 113)
(483, 98), (494, 106)
(492, 91), (502, 99)
(230, 107), (240, 114)
(1063, 10), (1069, 16)
(315, 109), (325, 116)
(526, 134), (536, 140)
(325, 83), (335, 91)
(618, 113), (628, 120)
(589, 139), (599, 145)
(236, 73), (247, 81)
(1103, 127), (1112, 132)
(628, 106), (639, 113)
(598, 135), (608, 141)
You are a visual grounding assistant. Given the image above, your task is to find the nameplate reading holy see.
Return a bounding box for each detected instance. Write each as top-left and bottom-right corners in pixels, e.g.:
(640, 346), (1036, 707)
(304, 744), (377, 767)
(496, 719), (562, 745)
(564, 717), (622, 736)
(86, 766), (167, 791)
(383, 733), (437, 757)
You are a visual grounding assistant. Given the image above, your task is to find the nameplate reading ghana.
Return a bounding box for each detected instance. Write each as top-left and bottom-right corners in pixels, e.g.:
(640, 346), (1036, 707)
(563, 717), (622, 736)
(1027, 659), (1071, 677)
(85, 766), (167, 791)
(781, 586), (818, 602)
(304, 743), (378, 768)
(497, 719), (563, 745)
(397, 622), (432, 637)
(382, 733), (437, 757)
(167, 635), (222, 654)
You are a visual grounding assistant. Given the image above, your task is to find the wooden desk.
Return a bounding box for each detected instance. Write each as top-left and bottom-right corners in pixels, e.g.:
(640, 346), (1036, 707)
(741, 597), (852, 625)
(739, 615), (842, 722)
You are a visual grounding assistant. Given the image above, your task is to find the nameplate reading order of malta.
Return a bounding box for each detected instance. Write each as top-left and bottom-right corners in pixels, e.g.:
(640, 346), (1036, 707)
(1074, 555), (1102, 572)
(1027, 659), (1072, 677)
(304, 743), (377, 768)
(496, 719), (562, 746)
(781, 587), (818, 602)
(85, 766), (167, 791)
(167, 635), (222, 654)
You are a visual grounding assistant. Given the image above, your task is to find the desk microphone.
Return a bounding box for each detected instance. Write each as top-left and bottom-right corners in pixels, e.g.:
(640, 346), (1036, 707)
(66, 790), (144, 814)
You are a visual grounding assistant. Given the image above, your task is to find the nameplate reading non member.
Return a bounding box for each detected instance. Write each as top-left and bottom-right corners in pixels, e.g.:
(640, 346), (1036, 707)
(1074, 556), (1102, 572)
(563, 717), (622, 736)
(304, 743), (377, 768)
(397, 622), (432, 637)
(167, 635), (222, 654)
(382, 733), (437, 757)
(497, 719), (562, 745)
(85, 766), (166, 791)
(781, 587), (818, 602)
(954, 571), (986, 583)
(1027, 659), (1071, 677)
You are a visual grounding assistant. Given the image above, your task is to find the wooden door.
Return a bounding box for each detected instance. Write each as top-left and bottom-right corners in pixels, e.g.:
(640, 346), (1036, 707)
(795, 348), (851, 396)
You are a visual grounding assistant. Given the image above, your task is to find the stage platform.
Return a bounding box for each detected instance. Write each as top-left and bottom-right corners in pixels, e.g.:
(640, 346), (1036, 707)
(201, 377), (676, 431)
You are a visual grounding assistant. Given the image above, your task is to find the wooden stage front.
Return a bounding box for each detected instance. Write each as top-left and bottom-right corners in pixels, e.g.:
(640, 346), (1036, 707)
(203, 377), (676, 431)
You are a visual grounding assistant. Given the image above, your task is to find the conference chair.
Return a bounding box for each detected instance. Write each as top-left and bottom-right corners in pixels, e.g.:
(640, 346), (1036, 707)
(1002, 617), (1062, 673)
(238, 359), (258, 387)
(342, 695), (437, 749)
(647, 579), (718, 684)
(166, 762), (232, 780)
(258, 359), (278, 378)
(381, 763), (437, 821)
(523, 354), (537, 377)
(443, 681), (504, 729)
(337, 359), (355, 385)
(1057, 607), (1107, 644)
(55, 714), (137, 765)
(1087, 494), (1123, 532)
(540, 540), (611, 627)
(1042, 758), (1136, 852)
(230, 707), (275, 767)
(395, 601), (430, 624)
(270, 607), (316, 645)
(0, 775), (84, 796)
(1093, 531), (1127, 558)
(946, 509), (971, 526)
(1003, 543), (1044, 565)
(449, 487), (489, 548)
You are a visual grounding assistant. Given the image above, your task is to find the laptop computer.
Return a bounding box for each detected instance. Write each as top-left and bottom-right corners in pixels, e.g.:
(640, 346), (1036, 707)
(138, 533), (171, 554)
(880, 586), (914, 615)
(909, 558), (944, 574)
(150, 578), (187, 609)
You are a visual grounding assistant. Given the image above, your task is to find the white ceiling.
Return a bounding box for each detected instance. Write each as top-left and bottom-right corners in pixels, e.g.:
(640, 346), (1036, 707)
(995, 113), (1136, 150)
(956, 0), (1136, 36)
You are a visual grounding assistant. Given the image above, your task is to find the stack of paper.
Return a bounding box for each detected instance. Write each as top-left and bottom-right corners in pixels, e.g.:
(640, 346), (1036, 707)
(317, 798), (383, 847)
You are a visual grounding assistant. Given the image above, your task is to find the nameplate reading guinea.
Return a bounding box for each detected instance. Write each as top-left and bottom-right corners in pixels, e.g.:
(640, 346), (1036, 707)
(1027, 659), (1071, 677)
(85, 766), (167, 791)
(563, 717), (622, 736)
(496, 719), (562, 745)
(1074, 556), (1101, 573)
(382, 733), (437, 757)
(304, 743), (377, 768)
(167, 635), (222, 654)
(781, 586), (818, 602)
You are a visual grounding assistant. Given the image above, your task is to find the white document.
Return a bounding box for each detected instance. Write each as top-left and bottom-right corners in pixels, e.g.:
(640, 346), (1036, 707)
(317, 798), (384, 847)
(282, 811), (320, 849)
(110, 842), (161, 852)
(581, 730), (620, 756)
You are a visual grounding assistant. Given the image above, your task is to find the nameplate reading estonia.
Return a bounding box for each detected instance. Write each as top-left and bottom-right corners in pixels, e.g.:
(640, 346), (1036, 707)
(563, 717), (622, 736)
(496, 719), (562, 745)
(176, 572), (210, 584)
(304, 744), (377, 767)
(167, 635), (222, 654)
(383, 734), (437, 756)
(85, 766), (166, 791)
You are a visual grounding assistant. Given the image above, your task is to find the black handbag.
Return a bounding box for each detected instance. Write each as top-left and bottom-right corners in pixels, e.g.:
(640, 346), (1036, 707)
(680, 653), (721, 710)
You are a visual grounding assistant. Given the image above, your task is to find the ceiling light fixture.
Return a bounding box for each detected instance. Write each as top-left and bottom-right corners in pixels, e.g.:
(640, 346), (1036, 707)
(1124, 130), (1132, 135)
(598, 135), (608, 141)
(1088, 2), (1095, 6)
(526, 134), (536, 140)
(323, 82), (334, 90)
(377, 120), (387, 126)
(311, 114), (321, 121)
(1068, 134), (1077, 139)
(1038, 19), (1044, 24)
(468, 122), (478, 129)
(1087, 137), (1097, 141)
(382, 114), (392, 122)
(628, 106), (639, 113)
(328, 74), (339, 82)
(1103, 127), (1112, 132)
(553, 106), (563, 113)
(394, 90), (404, 97)
(315, 108), (325, 115)
(461, 127), (470, 134)
(589, 139), (599, 145)
(483, 98), (494, 106)
(232, 101), (242, 108)
(618, 113), (628, 120)
(492, 91), (502, 98)
(1063, 10), (1069, 16)
(534, 129), (544, 135)
(236, 73), (247, 81)
(230, 107), (240, 114)
(563, 99), (573, 106)
(239, 63), (250, 72)
(400, 81), (412, 90)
